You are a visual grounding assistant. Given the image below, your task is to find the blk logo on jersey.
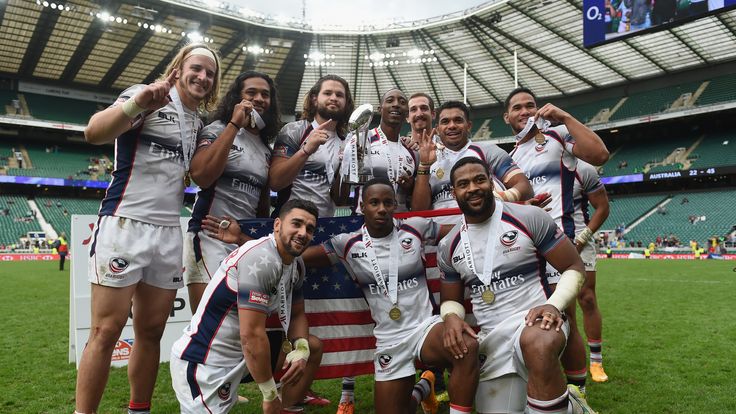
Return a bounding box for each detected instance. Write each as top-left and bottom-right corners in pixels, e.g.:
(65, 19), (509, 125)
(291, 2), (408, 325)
(217, 382), (231, 401)
(378, 354), (392, 369)
(500, 230), (518, 247)
(109, 257), (130, 273)
(400, 238), (413, 249)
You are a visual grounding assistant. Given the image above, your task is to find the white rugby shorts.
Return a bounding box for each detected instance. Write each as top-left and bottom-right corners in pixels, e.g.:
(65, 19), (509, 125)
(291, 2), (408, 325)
(546, 242), (596, 284)
(88, 215), (183, 289)
(373, 315), (442, 381)
(170, 354), (247, 414)
(475, 310), (570, 412)
(183, 231), (238, 285)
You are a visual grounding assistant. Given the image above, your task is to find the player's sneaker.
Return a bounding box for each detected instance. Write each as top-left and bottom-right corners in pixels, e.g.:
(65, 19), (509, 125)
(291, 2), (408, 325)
(420, 370), (439, 414)
(436, 390), (449, 402)
(302, 389), (331, 406)
(335, 401), (355, 414)
(568, 384), (598, 414)
(590, 362), (609, 383)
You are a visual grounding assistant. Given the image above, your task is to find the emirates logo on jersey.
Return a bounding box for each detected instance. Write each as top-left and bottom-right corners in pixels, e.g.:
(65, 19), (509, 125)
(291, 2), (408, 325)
(378, 354), (392, 369)
(500, 230), (518, 247)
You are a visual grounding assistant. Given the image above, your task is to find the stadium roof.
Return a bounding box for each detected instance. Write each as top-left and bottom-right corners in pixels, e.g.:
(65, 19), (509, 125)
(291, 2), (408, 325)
(2, 0), (736, 113)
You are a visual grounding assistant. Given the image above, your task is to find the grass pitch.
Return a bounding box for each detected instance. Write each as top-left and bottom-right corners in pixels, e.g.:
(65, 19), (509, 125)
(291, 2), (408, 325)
(0, 259), (734, 413)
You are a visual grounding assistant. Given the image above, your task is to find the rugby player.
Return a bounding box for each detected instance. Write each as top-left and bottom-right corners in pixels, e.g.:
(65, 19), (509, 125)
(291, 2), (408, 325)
(411, 101), (532, 215)
(569, 161), (611, 383)
(269, 75), (354, 218)
(340, 88), (416, 212)
(437, 157), (592, 414)
(171, 200), (323, 414)
(184, 71), (279, 313)
(505, 87), (608, 395)
(78, 43), (221, 414)
(204, 178), (479, 414)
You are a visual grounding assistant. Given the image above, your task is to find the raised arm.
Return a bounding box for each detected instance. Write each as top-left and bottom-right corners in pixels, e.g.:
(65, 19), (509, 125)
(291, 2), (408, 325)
(189, 100), (253, 188)
(536, 103), (609, 166)
(410, 128), (436, 211)
(85, 70), (178, 145)
(269, 119), (335, 191)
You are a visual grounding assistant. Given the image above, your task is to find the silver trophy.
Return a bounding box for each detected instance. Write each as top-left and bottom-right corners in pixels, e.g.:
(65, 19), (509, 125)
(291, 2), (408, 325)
(344, 103), (374, 184)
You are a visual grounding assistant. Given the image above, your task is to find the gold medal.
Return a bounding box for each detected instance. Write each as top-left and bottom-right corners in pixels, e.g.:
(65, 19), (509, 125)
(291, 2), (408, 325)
(534, 131), (546, 144)
(435, 168), (444, 179)
(481, 289), (495, 304)
(281, 339), (293, 354)
(389, 306), (401, 321)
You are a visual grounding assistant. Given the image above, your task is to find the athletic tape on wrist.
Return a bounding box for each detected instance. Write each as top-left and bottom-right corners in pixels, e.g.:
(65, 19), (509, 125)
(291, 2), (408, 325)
(257, 377), (278, 402)
(504, 187), (521, 202)
(575, 227), (594, 246)
(440, 300), (465, 321)
(285, 338), (310, 363)
(545, 269), (583, 311)
(122, 96), (145, 118)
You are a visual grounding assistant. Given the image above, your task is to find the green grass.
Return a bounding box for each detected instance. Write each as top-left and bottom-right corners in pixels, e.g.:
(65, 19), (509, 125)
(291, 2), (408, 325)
(0, 260), (734, 413)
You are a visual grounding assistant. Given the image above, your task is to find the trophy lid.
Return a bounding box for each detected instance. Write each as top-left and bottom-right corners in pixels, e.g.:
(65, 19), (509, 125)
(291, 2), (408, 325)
(348, 104), (374, 132)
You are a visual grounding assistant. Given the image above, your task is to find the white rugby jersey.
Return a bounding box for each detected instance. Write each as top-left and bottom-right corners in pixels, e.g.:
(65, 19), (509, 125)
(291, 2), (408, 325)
(572, 160), (604, 235)
(99, 85), (202, 226)
(188, 121), (271, 233)
(172, 235), (305, 367)
(428, 140), (520, 209)
(437, 200), (565, 330)
(341, 127), (417, 212)
(323, 217), (439, 347)
(510, 125), (577, 238)
(273, 120), (343, 217)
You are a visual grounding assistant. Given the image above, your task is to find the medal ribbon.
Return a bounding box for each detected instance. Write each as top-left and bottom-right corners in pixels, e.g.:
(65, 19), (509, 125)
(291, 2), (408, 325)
(362, 224), (399, 308)
(273, 236), (297, 336)
(514, 116), (551, 142)
(168, 87), (198, 171)
(375, 127), (399, 185)
(311, 120), (337, 184)
(459, 199), (503, 285)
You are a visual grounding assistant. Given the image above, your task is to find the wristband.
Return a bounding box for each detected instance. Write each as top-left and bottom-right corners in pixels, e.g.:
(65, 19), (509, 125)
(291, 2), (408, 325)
(419, 161), (434, 167)
(121, 96), (146, 118)
(503, 187), (521, 202)
(257, 377), (278, 402)
(575, 227), (594, 247)
(440, 300), (466, 321)
(545, 269), (584, 311)
(228, 121), (240, 130)
(285, 338), (310, 364)
(416, 169), (430, 176)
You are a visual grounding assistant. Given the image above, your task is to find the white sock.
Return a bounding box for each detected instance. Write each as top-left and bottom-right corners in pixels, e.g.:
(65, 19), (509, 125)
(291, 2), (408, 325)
(340, 376), (355, 403)
(527, 390), (569, 414)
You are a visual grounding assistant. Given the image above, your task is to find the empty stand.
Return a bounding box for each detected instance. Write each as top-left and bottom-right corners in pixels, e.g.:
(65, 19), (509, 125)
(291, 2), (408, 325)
(601, 194), (668, 230)
(22, 93), (100, 125)
(35, 197), (101, 237)
(689, 132), (736, 168)
(695, 73), (736, 106)
(625, 189), (736, 244)
(609, 81), (703, 121)
(0, 195), (41, 245)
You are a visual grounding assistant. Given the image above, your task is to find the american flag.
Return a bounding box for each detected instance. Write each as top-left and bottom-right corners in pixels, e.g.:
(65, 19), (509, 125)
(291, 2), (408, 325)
(237, 208), (464, 380)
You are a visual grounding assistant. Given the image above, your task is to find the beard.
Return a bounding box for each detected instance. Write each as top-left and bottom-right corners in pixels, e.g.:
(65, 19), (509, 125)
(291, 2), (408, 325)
(456, 190), (494, 217)
(317, 104), (346, 124)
